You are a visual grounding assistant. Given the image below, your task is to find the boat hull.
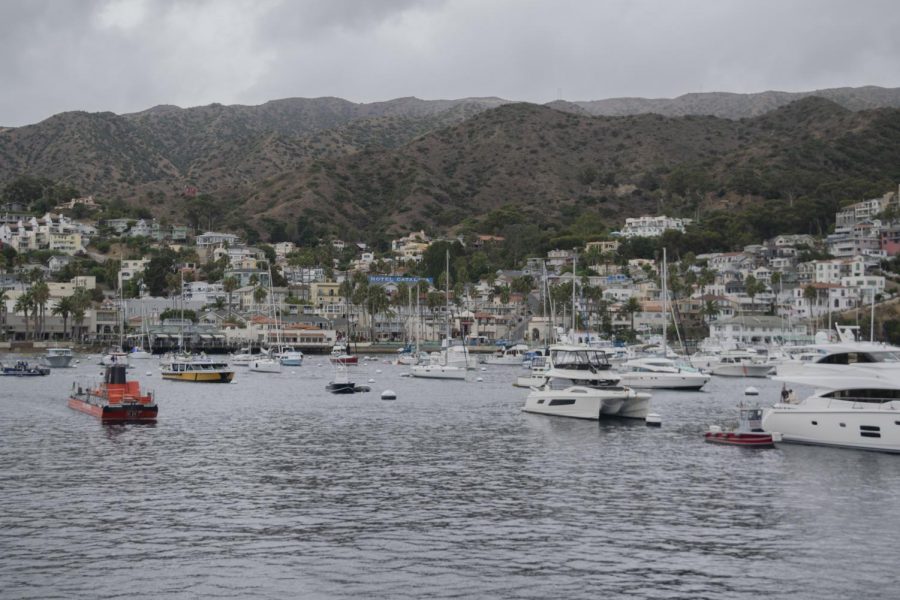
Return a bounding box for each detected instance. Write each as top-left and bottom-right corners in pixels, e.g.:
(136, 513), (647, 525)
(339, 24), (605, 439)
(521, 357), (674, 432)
(44, 355), (74, 368)
(161, 371), (234, 383)
(248, 360), (282, 373)
(1, 366), (50, 376)
(330, 355), (358, 365)
(523, 388), (650, 420)
(616, 373), (710, 390)
(710, 364), (772, 378)
(67, 397), (158, 422)
(704, 432), (775, 448)
(410, 364), (467, 380)
(763, 405), (900, 453)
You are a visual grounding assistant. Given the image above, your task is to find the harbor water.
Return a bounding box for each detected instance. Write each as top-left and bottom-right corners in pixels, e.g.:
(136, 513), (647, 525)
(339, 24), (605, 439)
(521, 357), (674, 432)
(1, 358), (899, 599)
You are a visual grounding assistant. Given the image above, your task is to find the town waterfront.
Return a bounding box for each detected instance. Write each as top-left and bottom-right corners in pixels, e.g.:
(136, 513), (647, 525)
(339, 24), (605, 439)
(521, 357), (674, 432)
(1, 361), (899, 599)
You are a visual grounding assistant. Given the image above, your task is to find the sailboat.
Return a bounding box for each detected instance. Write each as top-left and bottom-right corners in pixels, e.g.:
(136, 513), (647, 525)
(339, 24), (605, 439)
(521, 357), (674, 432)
(101, 290), (130, 368)
(128, 291), (152, 359)
(411, 251), (468, 380)
(249, 262), (282, 374)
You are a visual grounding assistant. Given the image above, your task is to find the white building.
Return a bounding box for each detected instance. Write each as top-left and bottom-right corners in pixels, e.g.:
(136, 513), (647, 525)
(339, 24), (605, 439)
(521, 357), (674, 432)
(615, 215), (692, 238)
(708, 315), (808, 346)
(196, 231), (240, 250)
(118, 259), (151, 291)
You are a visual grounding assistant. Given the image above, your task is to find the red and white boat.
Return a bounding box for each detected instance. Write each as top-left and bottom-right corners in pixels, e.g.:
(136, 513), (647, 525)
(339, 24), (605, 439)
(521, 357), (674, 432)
(329, 344), (358, 365)
(705, 403), (780, 448)
(68, 364), (158, 422)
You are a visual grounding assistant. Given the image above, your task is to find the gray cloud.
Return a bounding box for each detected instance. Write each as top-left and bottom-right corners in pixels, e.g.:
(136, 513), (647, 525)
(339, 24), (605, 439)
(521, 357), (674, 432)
(2, 0), (899, 126)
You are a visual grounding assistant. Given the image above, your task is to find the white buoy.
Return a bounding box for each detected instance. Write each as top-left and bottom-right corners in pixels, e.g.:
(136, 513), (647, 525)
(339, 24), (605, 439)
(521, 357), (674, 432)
(645, 413), (662, 427)
(376, 369), (382, 374)
(368, 378), (375, 383)
(381, 390), (397, 400)
(745, 386), (760, 396)
(476, 376), (483, 382)
(480, 367), (487, 372)
(145, 371), (152, 376)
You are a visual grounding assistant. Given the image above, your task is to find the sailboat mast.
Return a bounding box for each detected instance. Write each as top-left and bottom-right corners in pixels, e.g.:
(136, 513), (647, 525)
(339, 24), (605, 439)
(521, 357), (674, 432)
(445, 249), (451, 342)
(572, 252), (577, 337)
(662, 247), (668, 357)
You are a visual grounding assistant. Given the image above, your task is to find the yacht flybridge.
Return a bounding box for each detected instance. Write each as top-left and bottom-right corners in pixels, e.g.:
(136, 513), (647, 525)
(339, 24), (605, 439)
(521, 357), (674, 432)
(522, 346), (651, 420)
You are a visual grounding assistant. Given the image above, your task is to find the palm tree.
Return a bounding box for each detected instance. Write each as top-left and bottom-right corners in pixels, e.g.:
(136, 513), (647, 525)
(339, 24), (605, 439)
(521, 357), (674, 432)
(222, 276), (238, 320)
(14, 290), (35, 339)
(52, 296), (76, 339)
(253, 285), (267, 311)
(701, 299), (720, 325)
(31, 281), (50, 339)
(622, 296), (642, 338)
(0, 289), (7, 339)
(71, 288), (91, 343)
(803, 285), (819, 329)
(365, 284), (391, 341)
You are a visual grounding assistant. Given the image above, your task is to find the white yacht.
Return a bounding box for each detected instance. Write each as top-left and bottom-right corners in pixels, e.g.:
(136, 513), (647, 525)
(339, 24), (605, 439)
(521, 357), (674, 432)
(483, 343), (530, 366)
(248, 350), (282, 373)
(229, 347), (254, 366)
(764, 376), (900, 453)
(774, 326), (900, 380)
(616, 357), (710, 390)
(43, 347), (74, 368)
(522, 346), (651, 420)
(410, 361), (467, 380)
(276, 346), (304, 366)
(696, 349), (772, 377)
(514, 354), (551, 388)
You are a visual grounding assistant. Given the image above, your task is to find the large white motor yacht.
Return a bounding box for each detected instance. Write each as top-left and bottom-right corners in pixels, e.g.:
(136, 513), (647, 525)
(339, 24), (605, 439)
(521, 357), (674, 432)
(616, 357), (710, 390)
(522, 346), (651, 420)
(764, 376), (900, 453)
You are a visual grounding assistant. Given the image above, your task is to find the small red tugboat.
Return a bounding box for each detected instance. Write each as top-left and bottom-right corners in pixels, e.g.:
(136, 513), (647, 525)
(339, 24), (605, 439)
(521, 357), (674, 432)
(704, 403), (779, 448)
(68, 364), (157, 422)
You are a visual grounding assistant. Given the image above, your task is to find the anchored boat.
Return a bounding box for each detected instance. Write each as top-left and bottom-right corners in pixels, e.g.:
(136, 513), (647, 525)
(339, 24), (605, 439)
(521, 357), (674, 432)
(160, 355), (235, 383)
(1, 361), (50, 376)
(68, 364), (157, 422)
(705, 403), (779, 448)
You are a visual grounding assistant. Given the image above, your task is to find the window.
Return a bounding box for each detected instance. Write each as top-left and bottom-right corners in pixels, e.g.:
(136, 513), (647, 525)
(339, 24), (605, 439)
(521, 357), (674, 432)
(548, 399), (576, 406)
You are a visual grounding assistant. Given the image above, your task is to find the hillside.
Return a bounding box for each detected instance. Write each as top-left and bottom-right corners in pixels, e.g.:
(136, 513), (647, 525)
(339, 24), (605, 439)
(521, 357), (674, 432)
(567, 86), (900, 119)
(2, 89), (900, 248)
(235, 97), (900, 245)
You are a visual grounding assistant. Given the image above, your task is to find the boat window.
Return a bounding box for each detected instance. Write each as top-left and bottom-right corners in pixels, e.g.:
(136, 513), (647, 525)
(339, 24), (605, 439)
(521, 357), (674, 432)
(822, 389), (900, 403)
(548, 399), (576, 406)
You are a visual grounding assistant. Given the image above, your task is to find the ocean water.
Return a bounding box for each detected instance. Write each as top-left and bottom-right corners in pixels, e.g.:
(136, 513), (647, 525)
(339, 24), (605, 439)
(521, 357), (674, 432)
(1, 356), (898, 599)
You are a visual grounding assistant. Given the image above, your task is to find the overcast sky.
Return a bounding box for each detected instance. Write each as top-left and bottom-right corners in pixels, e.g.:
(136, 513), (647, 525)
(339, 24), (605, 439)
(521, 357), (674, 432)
(2, 0), (899, 126)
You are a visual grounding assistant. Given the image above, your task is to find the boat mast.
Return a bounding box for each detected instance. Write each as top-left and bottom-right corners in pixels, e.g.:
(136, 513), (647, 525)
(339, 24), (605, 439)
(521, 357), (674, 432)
(572, 251), (577, 341)
(444, 250), (450, 365)
(662, 247), (668, 357)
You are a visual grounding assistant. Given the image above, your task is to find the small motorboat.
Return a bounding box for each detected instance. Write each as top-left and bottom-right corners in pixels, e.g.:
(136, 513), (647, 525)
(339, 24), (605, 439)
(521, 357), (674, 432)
(68, 363), (157, 422)
(1, 361), (50, 376)
(329, 344), (358, 365)
(43, 347), (75, 368)
(705, 403), (780, 448)
(326, 363), (369, 394)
